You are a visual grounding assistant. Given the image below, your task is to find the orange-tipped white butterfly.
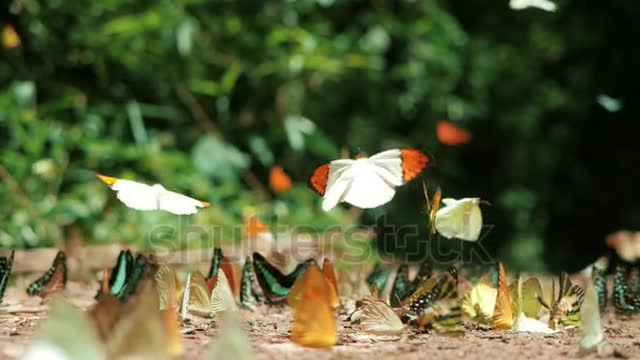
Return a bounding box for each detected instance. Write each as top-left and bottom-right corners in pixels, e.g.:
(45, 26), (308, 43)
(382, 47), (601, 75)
(96, 174), (211, 215)
(309, 149), (429, 212)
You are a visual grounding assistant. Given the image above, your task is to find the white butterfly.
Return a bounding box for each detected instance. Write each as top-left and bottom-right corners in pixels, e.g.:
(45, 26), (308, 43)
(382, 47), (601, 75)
(435, 198), (484, 241)
(509, 0), (557, 12)
(309, 149), (429, 212)
(96, 174), (211, 215)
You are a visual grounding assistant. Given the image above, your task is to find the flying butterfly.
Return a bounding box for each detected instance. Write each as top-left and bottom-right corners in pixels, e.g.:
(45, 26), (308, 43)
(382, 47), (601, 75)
(309, 148), (430, 211)
(96, 174), (211, 215)
(252, 252), (314, 304)
(434, 197), (485, 242)
(240, 257), (263, 310)
(538, 272), (585, 329)
(612, 264), (640, 314)
(422, 182), (442, 235)
(95, 249), (134, 299)
(27, 250), (67, 298)
(0, 250), (15, 305)
(436, 121), (471, 146)
(290, 263), (337, 349)
(406, 272), (463, 333)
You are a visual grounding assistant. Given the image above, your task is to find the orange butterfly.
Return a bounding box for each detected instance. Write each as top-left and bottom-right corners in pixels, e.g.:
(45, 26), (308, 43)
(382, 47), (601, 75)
(269, 166), (292, 194)
(289, 264), (337, 348)
(436, 121), (470, 146)
(220, 259), (240, 298)
(322, 258), (339, 300)
(493, 262), (513, 330)
(245, 215), (270, 240)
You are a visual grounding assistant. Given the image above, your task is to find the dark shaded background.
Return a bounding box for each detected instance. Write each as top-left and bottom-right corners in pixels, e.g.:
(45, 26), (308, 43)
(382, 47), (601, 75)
(1, 0), (638, 273)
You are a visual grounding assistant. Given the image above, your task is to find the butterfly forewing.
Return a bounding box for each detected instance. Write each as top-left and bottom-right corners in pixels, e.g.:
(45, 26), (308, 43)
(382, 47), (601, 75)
(27, 250), (67, 298)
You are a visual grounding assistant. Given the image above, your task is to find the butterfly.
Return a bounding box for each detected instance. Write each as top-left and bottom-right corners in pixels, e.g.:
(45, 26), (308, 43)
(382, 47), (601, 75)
(118, 254), (158, 302)
(538, 272), (584, 329)
(0, 250), (15, 304)
(220, 259), (240, 298)
(390, 265), (410, 308)
(95, 250), (134, 299)
(288, 262), (339, 310)
(309, 148), (429, 211)
(492, 263), (513, 330)
(269, 165), (292, 194)
(206, 247), (224, 289)
(462, 281), (497, 324)
(509, 0), (557, 12)
(208, 312), (254, 360)
(290, 263), (337, 348)
(240, 257), (263, 309)
(592, 260), (608, 311)
(252, 252), (314, 304)
(366, 262), (392, 298)
(612, 264), (640, 313)
(423, 182), (442, 235)
(436, 121), (470, 146)
(579, 276), (608, 356)
(27, 250), (67, 298)
(322, 258), (339, 301)
(96, 173), (211, 215)
(406, 272), (463, 333)
(360, 298), (404, 336)
(435, 197), (484, 241)
(508, 276), (543, 319)
(155, 265), (182, 311)
(186, 270), (237, 318)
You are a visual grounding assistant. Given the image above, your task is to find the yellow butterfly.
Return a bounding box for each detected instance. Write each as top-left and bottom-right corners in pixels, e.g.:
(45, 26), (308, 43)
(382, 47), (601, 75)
(187, 270), (237, 318)
(510, 275), (554, 334)
(360, 298), (404, 336)
(492, 263), (513, 330)
(461, 281), (496, 324)
(155, 265), (183, 311)
(290, 264), (337, 348)
(508, 275), (543, 319)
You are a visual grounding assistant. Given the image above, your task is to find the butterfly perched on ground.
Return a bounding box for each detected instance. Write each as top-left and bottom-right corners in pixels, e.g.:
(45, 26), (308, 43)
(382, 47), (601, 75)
(612, 263), (640, 314)
(309, 148), (430, 211)
(252, 252), (314, 304)
(592, 259), (608, 311)
(25, 275), (183, 360)
(406, 272), (463, 333)
(492, 263), (513, 330)
(579, 276), (610, 356)
(434, 197), (485, 242)
(288, 263), (339, 310)
(538, 272), (584, 329)
(240, 257), (263, 310)
(186, 270), (237, 318)
(0, 250), (15, 304)
(462, 280), (497, 324)
(366, 262), (392, 298)
(155, 265), (182, 311)
(290, 263), (337, 348)
(322, 258), (339, 299)
(391, 259), (435, 308)
(95, 250), (134, 299)
(359, 296), (404, 336)
(510, 274), (554, 333)
(27, 250), (67, 299)
(436, 121), (471, 146)
(117, 254), (158, 302)
(96, 174), (211, 215)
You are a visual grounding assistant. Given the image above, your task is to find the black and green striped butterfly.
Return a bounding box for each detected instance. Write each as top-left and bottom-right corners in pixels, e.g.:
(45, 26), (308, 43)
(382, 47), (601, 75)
(539, 272), (584, 329)
(240, 256), (263, 310)
(366, 262), (392, 295)
(0, 250), (15, 304)
(118, 254), (158, 302)
(592, 263), (608, 311)
(207, 247), (224, 281)
(95, 250), (135, 299)
(613, 264), (640, 314)
(406, 272), (463, 333)
(252, 252), (314, 304)
(27, 250), (67, 298)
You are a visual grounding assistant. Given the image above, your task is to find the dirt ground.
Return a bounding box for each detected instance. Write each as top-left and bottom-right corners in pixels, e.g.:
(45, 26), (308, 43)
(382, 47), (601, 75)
(1, 281), (639, 360)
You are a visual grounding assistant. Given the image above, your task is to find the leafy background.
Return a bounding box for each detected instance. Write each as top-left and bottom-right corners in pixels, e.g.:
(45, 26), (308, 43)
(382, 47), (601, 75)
(1, 0), (638, 272)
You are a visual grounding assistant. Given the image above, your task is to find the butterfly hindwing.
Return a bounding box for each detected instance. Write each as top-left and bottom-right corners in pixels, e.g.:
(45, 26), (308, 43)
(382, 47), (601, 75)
(27, 250), (67, 298)
(252, 252), (314, 304)
(0, 250), (15, 304)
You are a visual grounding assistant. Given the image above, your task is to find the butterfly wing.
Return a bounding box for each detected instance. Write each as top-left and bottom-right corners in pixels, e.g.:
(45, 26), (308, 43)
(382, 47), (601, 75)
(580, 279), (605, 354)
(110, 179), (159, 211)
(509, 276), (543, 319)
(360, 300), (404, 336)
(188, 271), (215, 317)
(0, 250), (15, 304)
(461, 199), (483, 241)
(366, 262), (392, 298)
(492, 263), (513, 330)
(412, 274), (463, 333)
(155, 265), (177, 311)
(592, 262), (608, 311)
(390, 265), (410, 307)
(211, 270), (238, 313)
(252, 252), (292, 304)
(158, 189), (209, 215)
(321, 258), (339, 308)
(27, 251), (67, 298)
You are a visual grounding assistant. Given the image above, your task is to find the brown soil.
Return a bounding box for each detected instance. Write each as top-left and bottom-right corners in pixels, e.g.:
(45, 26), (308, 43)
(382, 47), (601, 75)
(1, 282), (639, 360)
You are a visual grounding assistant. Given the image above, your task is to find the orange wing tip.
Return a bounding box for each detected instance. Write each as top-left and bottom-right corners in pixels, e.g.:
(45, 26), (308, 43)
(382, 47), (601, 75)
(96, 173), (118, 186)
(309, 163), (330, 196)
(436, 121), (471, 146)
(400, 149), (430, 183)
(200, 201), (212, 208)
